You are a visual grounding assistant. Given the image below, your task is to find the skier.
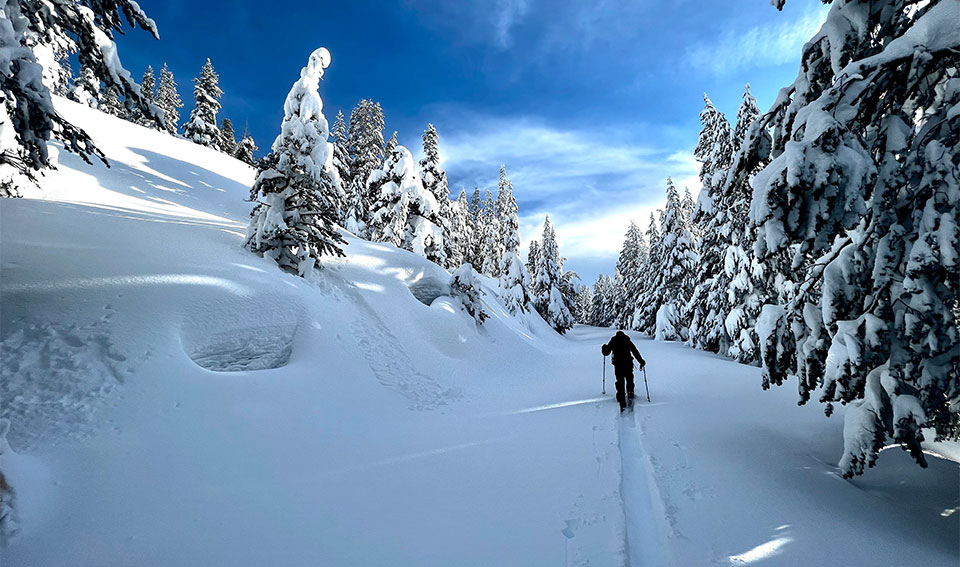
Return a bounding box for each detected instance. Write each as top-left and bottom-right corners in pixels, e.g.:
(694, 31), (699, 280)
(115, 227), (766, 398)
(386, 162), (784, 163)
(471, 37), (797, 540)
(602, 331), (646, 412)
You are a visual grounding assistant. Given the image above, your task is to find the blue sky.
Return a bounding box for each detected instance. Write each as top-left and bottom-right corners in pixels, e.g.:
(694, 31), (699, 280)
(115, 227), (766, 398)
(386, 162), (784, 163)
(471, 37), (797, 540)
(114, 0), (829, 284)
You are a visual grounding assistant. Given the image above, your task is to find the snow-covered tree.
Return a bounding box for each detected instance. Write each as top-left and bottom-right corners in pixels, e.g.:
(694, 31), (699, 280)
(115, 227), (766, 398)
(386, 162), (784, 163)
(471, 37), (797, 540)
(574, 285), (593, 324)
(754, 0), (960, 477)
(0, 1), (166, 197)
(479, 190), (501, 276)
(591, 274), (616, 328)
(366, 147), (409, 247)
(526, 238), (541, 285)
(494, 165), (516, 252)
(614, 221), (646, 329)
(233, 125), (258, 166)
(401, 150), (445, 264)
(133, 65), (156, 127)
(497, 167), (531, 314)
(533, 216), (574, 333)
(447, 189), (470, 268)
(467, 188), (484, 269)
(560, 270), (581, 320)
(632, 211), (663, 331)
(100, 86), (125, 118)
(384, 130), (398, 157)
(451, 265), (489, 324)
(155, 63), (183, 135)
(645, 179), (699, 340)
(367, 144), (443, 263)
(68, 64), (99, 108)
(182, 59), (222, 149)
(330, 110), (351, 205)
(686, 94), (736, 353)
(419, 123), (452, 267)
(245, 47), (345, 277)
(345, 99), (385, 237)
(218, 118), (237, 155)
(718, 84), (767, 363)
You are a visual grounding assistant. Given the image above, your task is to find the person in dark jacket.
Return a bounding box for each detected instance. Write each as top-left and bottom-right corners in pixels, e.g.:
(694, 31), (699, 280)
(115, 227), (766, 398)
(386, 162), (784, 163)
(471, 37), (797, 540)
(602, 331), (646, 411)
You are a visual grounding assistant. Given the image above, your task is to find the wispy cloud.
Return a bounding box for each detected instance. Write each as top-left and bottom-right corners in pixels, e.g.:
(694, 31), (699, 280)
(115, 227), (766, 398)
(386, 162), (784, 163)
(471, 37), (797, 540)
(685, 4), (829, 76)
(494, 0), (530, 49)
(433, 112), (700, 275)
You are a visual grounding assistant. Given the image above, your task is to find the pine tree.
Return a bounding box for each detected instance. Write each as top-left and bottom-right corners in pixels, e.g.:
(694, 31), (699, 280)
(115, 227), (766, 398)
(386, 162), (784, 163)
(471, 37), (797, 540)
(155, 63), (183, 135)
(100, 86), (125, 118)
(447, 189), (470, 269)
(384, 131), (398, 157)
(233, 124), (258, 166)
(402, 150), (445, 265)
(366, 147), (409, 247)
(330, 110), (352, 210)
(345, 99), (385, 237)
(0, 0), (162, 196)
(560, 270), (581, 320)
(497, 167), (531, 314)
(480, 189), (501, 276)
(468, 188), (484, 269)
(632, 212), (663, 331)
(218, 118), (237, 155)
(182, 59), (223, 149)
(574, 285), (594, 324)
(533, 216), (574, 333)
(753, 0), (960, 478)
(686, 94), (737, 353)
(723, 84), (768, 364)
(451, 265), (489, 324)
(591, 274), (616, 327)
(68, 65), (99, 108)
(526, 239), (541, 286)
(134, 65), (156, 127)
(614, 221), (646, 329)
(419, 124), (452, 267)
(494, 165), (516, 255)
(641, 179), (699, 340)
(51, 51), (73, 97)
(245, 48), (345, 277)
(682, 186), (700, 240)
(366, 144), (443, 263)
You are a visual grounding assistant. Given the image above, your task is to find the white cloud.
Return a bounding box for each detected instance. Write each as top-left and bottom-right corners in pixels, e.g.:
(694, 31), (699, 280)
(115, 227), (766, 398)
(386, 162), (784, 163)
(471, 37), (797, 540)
(435, 112), (701, 280)
(686, 4), (829, 76)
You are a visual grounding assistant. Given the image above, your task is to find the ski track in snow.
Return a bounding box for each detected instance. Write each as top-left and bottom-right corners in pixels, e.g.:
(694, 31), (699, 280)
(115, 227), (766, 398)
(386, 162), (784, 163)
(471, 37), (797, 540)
(343, 282), (460, 410)
(617, 407), (675, 567)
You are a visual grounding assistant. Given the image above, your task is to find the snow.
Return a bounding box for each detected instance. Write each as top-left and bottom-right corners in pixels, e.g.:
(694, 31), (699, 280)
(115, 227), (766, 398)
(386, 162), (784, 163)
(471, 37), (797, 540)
(1, 98), (957, 565)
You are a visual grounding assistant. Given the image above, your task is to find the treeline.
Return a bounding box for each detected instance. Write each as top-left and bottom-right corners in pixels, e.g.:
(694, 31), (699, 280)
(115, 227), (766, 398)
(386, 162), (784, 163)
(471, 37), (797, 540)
(60, 58), (260, 166)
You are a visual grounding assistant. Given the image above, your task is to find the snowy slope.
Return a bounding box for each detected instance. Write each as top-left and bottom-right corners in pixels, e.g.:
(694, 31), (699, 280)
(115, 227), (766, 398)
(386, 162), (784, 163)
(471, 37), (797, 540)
(1, 99), (957, 566)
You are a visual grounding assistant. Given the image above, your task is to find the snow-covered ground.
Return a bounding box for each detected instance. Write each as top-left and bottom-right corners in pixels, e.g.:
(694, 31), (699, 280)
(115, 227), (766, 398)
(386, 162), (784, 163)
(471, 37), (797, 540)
(1, 99), (957, 566)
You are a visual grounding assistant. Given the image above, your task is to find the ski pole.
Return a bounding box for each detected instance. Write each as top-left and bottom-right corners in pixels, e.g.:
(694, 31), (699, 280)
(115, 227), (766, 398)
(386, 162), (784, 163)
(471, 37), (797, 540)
(603, 354), (608, 395)
(642, 367), (651, 402)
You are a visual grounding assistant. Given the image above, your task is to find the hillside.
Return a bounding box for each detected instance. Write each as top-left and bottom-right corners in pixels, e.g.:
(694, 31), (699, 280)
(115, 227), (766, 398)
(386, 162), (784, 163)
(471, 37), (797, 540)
(1, 99), (957, 566)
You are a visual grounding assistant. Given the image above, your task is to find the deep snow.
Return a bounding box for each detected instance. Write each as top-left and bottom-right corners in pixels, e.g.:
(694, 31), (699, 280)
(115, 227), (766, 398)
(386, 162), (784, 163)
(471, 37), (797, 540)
(1, 99), (957, 566)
